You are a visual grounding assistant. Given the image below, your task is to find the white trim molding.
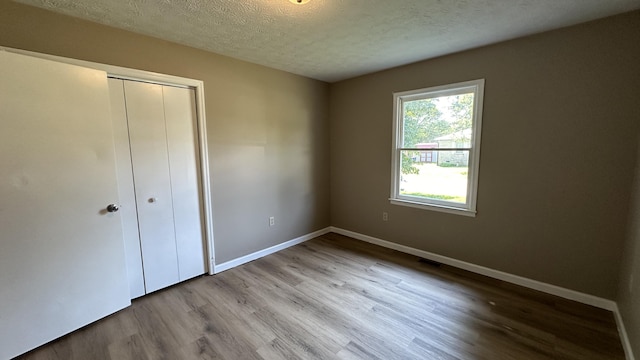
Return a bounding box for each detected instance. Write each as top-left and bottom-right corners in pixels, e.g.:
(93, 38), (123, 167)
(613, 305), (636, 360)
(213, 227), (332, 273)
(329, 227), (617, 311)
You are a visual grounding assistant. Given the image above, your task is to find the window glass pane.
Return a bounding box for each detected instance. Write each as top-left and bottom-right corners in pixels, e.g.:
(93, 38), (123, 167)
(392, 79), (484, 214)
(399, 150), (469, 204)
(402, 93), (475, 149)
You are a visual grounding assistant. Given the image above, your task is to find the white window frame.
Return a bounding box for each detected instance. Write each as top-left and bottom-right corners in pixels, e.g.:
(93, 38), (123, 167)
(390, 79), (485, 217)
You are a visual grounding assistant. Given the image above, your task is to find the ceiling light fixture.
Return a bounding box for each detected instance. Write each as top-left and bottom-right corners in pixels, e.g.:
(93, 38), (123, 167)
(289, 0), (310, 4)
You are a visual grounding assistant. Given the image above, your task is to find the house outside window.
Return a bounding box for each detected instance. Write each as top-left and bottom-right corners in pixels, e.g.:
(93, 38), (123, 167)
(390, 79), (485, 216)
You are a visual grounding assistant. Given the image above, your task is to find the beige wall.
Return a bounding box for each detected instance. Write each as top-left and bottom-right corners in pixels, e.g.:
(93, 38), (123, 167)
(329, 11), (640, 299)
(0, 1), (330, 264)
(619, 135), (640, 357)
(2, 0), (639, 304)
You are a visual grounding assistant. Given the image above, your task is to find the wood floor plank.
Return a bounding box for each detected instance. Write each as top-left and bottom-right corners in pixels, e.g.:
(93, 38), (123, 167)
(15, 233), (626, 360)
(336, 341), (384, 360)
(107, 334), (151, 360)
(408, 337), (464, 360)
(175, 336), (224, 360)
(185, 303), (264, 360)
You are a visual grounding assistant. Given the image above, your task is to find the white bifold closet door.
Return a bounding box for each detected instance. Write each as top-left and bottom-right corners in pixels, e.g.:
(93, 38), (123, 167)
(109, 78), (206, 297)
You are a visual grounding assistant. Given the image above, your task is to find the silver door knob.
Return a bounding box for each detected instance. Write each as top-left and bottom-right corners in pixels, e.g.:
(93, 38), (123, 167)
(106, 204), (120, 213)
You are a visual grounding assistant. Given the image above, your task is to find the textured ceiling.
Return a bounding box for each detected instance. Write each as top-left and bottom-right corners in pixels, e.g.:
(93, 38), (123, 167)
(14, 0), (640, 82)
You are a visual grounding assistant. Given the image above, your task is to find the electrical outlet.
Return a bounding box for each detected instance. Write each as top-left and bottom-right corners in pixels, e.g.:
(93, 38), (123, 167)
(382, 212), (388, 221)
(269, 216), (275, 227)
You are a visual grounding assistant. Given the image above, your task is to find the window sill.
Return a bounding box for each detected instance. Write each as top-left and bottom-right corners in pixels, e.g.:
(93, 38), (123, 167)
(389, 198), (477, 217)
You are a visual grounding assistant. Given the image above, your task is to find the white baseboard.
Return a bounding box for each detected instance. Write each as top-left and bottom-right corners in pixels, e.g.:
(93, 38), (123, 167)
(212, 227), (331, 273)
(329, 226), (617, 311)
(613, 304), (636, 360)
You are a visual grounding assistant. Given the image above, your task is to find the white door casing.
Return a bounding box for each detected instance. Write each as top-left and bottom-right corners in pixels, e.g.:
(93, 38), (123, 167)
(0, 50), (131, 359)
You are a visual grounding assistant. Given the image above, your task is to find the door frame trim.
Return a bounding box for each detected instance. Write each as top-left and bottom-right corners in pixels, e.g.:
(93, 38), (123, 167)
(0, 46), (217, 275)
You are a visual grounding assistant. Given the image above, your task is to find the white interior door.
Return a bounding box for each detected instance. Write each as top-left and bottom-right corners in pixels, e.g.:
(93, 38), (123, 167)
(124, 80), (180, 293)
(164, 85), (207, 281)
(0, 51), (130, 359)
(109, 78), (146, 299)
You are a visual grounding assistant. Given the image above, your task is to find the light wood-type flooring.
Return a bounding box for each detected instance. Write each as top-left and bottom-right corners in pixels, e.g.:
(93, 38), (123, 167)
(17, 233), (625, 359)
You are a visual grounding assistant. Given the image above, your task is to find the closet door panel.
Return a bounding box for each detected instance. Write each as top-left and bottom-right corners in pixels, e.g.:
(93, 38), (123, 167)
(124, 81), (179, 293)
(163, 86), (206, 280)
(0, 51), (130, 359)
(108, 79), (146, 299)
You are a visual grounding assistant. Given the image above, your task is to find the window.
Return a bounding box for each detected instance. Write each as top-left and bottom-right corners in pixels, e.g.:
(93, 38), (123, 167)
(390, 79), (484, 216)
